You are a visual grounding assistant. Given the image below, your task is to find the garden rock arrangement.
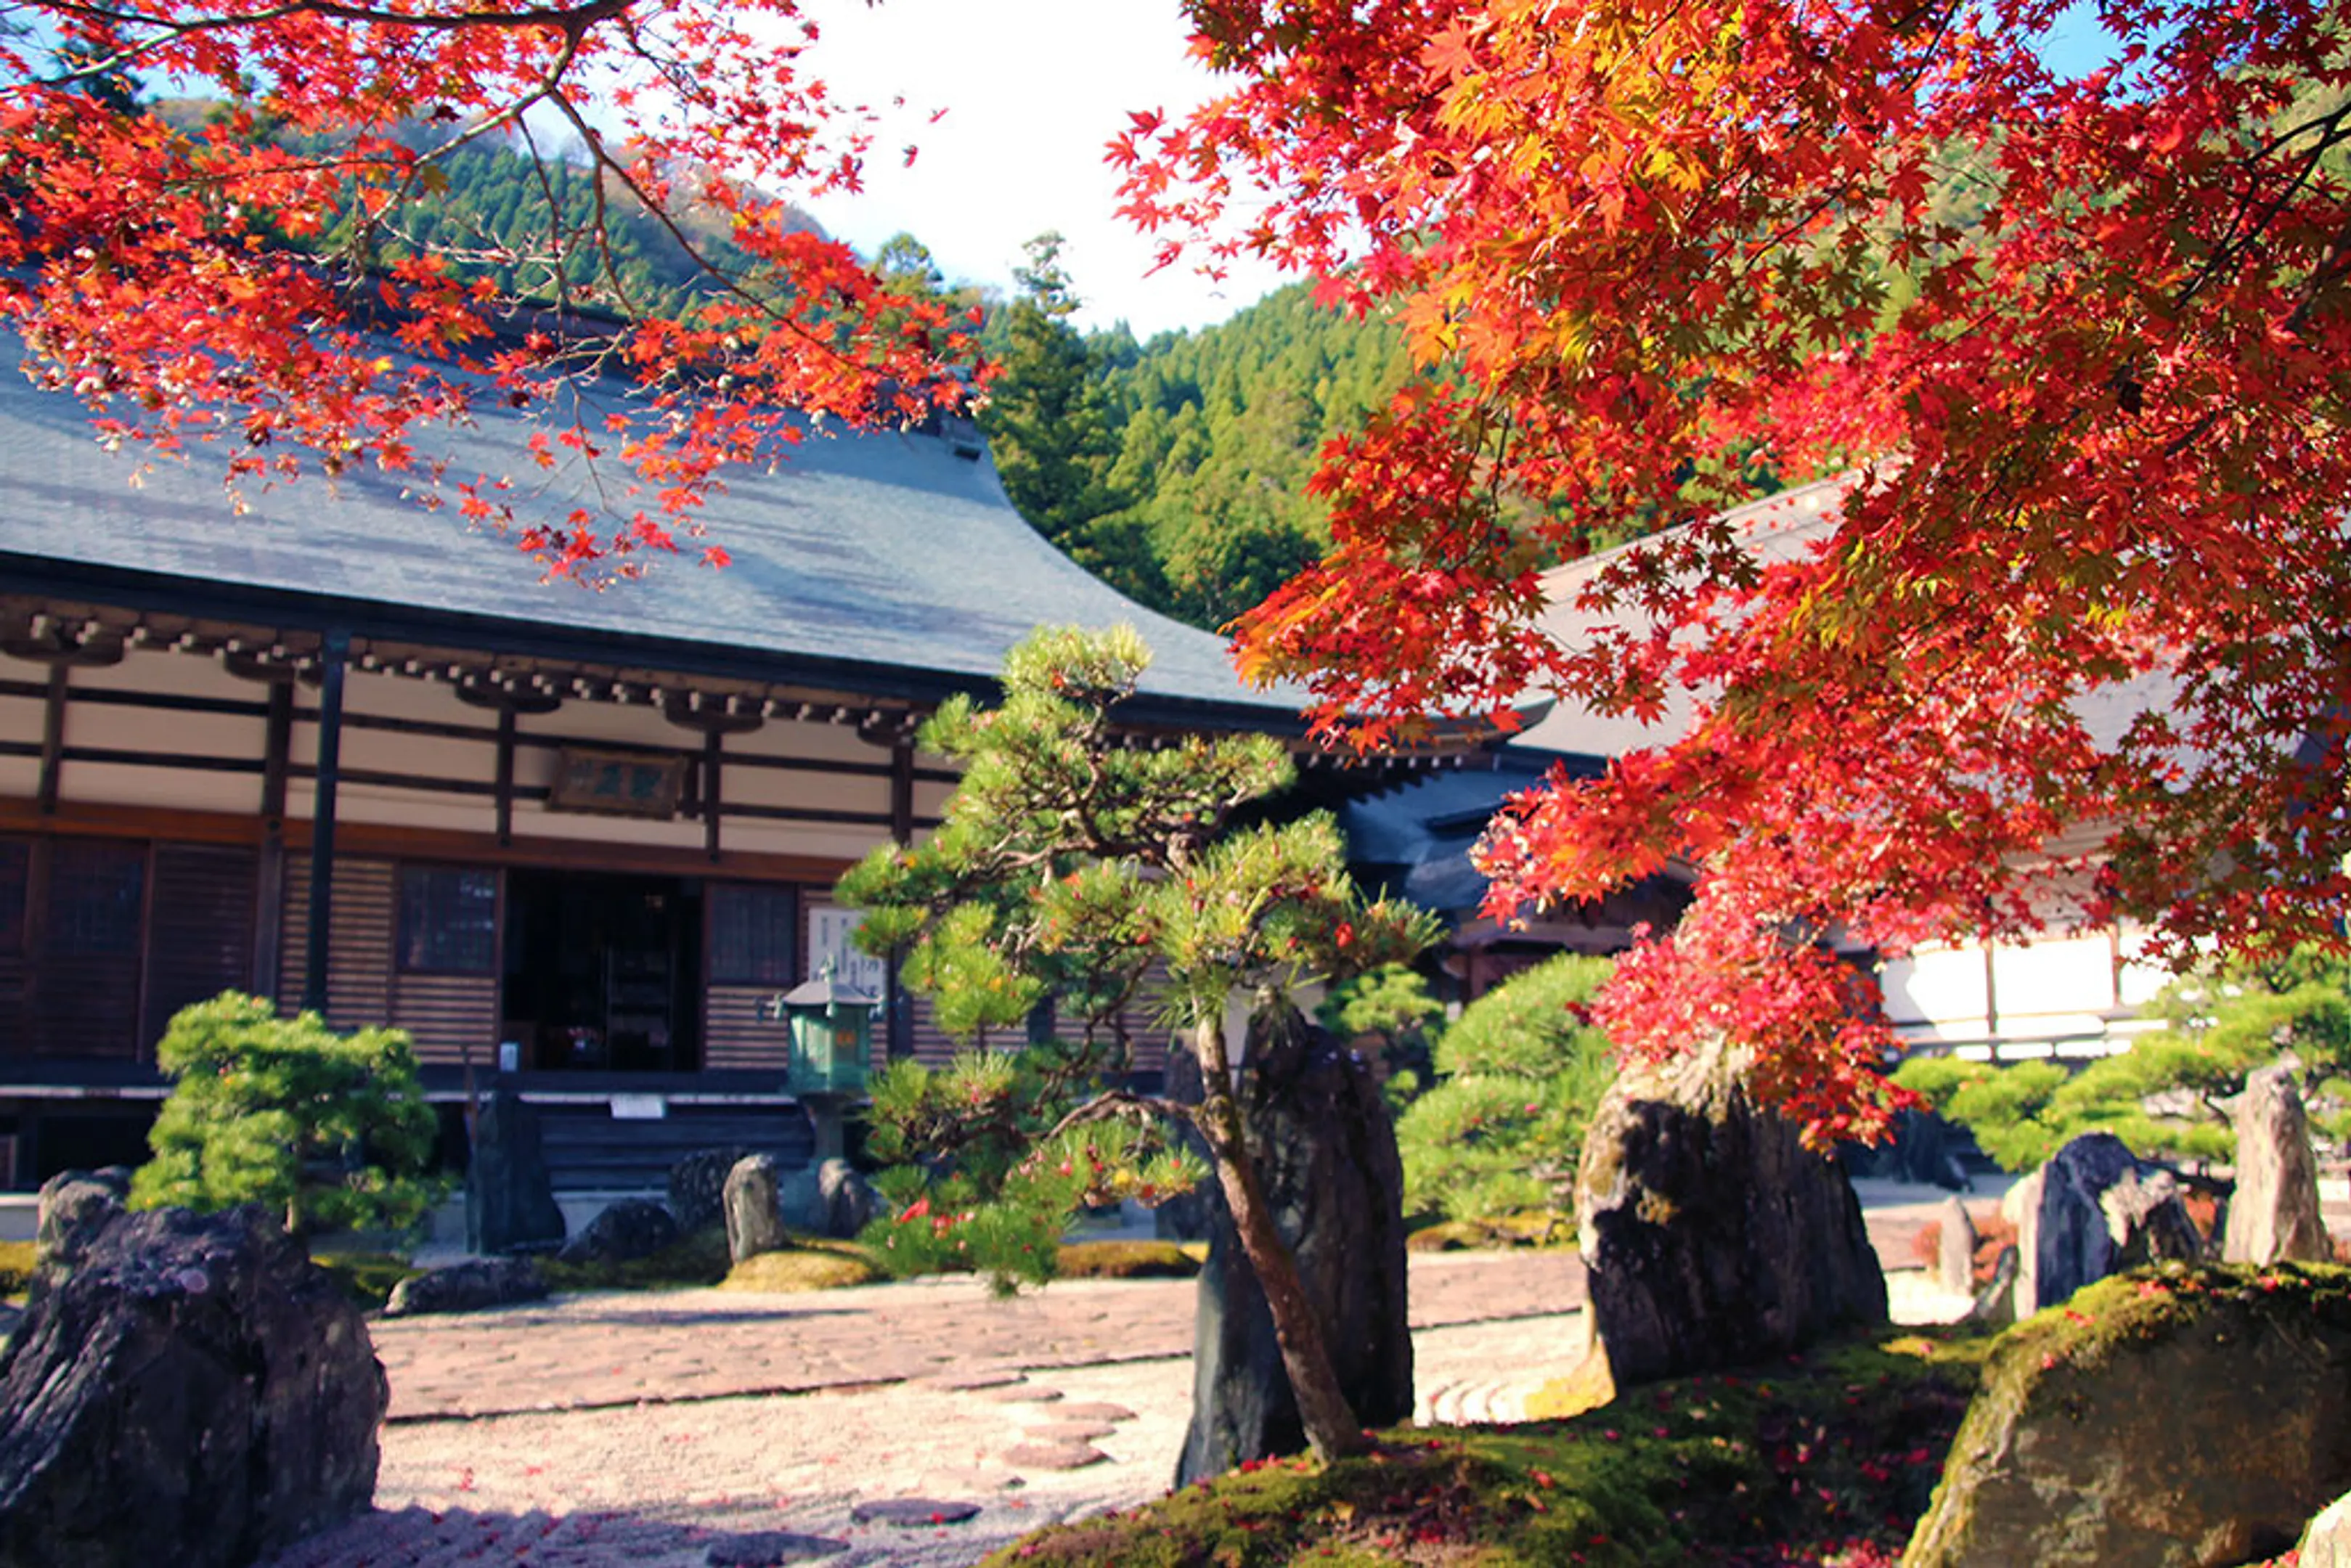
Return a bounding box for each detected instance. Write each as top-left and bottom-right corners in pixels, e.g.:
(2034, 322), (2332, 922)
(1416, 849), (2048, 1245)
(1907, 1262), (2351, 1567)
(724, 1153), (790, 1262)
(0, 1201), (386, 1567)
(556, 1196), (680, 1265)
(667, 1145), (757, 1235)
(777, 1156), (884, 1241)
(1176, 1005), (1412, 1487)
(2013, 1132), (2202, 1316)
(1572, 1037), (1885, 1387)
(381, 1257), (548, 1318)
(466, 1088), (566, 1254)
(2222, 1066), (2331, 1265)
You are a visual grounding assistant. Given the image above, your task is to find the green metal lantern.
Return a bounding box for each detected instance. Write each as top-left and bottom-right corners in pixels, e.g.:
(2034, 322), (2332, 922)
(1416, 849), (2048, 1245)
(768, 963), (876, 1095)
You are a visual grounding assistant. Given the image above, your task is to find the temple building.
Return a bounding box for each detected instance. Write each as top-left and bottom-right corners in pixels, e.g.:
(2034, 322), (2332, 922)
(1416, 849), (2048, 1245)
(0, 360), (1478, 1191)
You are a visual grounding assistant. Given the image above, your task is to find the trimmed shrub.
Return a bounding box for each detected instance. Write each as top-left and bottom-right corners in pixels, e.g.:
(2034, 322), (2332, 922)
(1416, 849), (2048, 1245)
(1394, 954), (1618, 1229)
(131, 992), (442, 1236)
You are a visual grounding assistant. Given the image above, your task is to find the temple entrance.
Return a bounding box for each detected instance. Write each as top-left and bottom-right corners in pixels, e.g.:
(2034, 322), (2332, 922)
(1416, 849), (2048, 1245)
(501, 869), (704, 1073)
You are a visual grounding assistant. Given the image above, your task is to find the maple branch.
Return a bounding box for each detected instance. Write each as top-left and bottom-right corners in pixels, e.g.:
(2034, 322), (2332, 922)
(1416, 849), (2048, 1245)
(30, 0), (630, 86)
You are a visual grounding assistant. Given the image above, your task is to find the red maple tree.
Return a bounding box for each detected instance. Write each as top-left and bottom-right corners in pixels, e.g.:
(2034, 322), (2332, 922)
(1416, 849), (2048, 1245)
(0, 0), (979, 578)
(1118, 0), (2351, 1142)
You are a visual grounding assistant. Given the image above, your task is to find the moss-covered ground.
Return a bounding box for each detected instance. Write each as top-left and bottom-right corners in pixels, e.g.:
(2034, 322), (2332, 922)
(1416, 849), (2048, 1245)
(984, 1328), (1991, 1568)
(1056, 1239), (1208, 1279)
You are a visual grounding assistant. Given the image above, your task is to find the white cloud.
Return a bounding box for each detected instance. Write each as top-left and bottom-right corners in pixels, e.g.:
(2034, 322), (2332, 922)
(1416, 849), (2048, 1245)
(793, 0), (1292, 338)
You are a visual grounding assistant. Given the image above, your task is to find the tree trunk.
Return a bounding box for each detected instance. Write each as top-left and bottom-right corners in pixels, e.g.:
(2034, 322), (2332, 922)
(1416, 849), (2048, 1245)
(1189, 1013), (1371, 1463)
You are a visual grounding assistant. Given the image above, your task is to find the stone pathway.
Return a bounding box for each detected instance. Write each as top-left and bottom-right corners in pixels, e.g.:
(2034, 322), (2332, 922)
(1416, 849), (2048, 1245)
(370, 1248), (1584, 1423)
(264, 1193), (1966, 1567)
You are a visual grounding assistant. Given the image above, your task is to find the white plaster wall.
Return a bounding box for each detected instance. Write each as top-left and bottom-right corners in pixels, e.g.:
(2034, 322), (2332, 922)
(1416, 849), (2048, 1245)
(1991, 934), (2116, 1020)
(1881, 946), (1989, 1035)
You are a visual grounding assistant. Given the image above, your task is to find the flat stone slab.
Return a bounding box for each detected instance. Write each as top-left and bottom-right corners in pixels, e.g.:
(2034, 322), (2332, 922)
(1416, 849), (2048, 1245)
(704, 1531), (852, 1564)
(847, 1498), (982, 1528)
(1052, 1401), (1135, 1422)
(974, 1384), (1062, 1404)
(918, 1370), (1026, 1392)
(1019, 1419), (1117, 1442)
(1002, 1440), (1108, 1471)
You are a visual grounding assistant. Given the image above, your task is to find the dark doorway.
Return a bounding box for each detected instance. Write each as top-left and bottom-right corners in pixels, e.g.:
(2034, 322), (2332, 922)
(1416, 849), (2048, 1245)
(502, 870), (703, 1072)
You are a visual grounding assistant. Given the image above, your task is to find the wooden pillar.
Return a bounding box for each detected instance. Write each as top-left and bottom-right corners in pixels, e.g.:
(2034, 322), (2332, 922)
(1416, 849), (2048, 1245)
(495, 708), (517, 847)
(253, 682), (293, 998)
(34, 663), (66, 814)
(886, 737), (916, 1061)
(301, 629), (349, 1016)
(703, 729), (724, 863)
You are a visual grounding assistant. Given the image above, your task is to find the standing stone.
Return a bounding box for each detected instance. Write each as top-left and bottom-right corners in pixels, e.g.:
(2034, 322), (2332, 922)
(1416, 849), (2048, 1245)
(2223, 1066), (2331, 1265)
(2001, 1167), (2047, 1316)
(1152, 1038), (1215, 1244)
(1573, 1037), (1886, 1389)
(1964, 1246), (2018, 1329)
(555, 1196), (680, 1265)
(2022, 1133), (2202, 1315)
(814, 1158), (884, 1239)
(0, 1204), (386, 1567)
(1936, 1195), (1979, 1295)
(725, 1154), (790, 1263)
(668, 1146), (757, 1235)
(466, 1088), (566, 1255)
(1175, 1005), (1412, 1487)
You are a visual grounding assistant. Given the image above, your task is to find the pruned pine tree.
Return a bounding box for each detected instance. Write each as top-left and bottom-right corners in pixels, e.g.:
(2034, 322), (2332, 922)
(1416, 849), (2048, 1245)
(839, 625), (1436, 1465)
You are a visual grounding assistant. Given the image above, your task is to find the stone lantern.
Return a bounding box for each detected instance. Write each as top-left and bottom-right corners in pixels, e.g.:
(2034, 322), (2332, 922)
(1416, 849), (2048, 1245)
(765, 963), (876, 1159)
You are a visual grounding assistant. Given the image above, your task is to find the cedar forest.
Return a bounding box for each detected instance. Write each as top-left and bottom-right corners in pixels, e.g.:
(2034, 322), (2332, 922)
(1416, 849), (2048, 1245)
(1, 0), (2347, 1151)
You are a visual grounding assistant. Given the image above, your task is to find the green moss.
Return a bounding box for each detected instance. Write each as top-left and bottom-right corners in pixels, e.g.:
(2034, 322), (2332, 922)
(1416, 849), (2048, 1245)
(1054, 1239), (1203, 1279)
(986, 1327), (1990, 1567)
(720, 1246), (885, 1292)
(308, 1247), (424, 1310)
(0, 1239), (33, 1299)
(1405, 1212), (1574, 1252)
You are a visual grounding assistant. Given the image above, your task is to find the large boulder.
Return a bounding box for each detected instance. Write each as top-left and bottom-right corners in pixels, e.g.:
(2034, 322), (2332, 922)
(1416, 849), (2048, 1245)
(382, 1257), (548, 1318)
(466, 1088), (566, 1255)
(667, 1146), (757, 1235)
(1174, 1006), (1412, 1487)
(555, 1197), (680, 1266)
(1572, 1038), (1886, 1388)
(0, 1203), (386, 1567)
(725, 1154), (791, 1263)
(1905, 1262), (2351, 1568)
(2222, 1066), (2331, 1265)
(2018, 1132), (2203, 1315)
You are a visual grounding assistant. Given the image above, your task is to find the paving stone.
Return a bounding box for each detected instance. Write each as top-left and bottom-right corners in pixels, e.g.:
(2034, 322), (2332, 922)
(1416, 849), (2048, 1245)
(974, 1384), (1062, 1405)
(1001, 1440), (1108, 1471)
(847, 1498), (982, 1527)
(918, 1467), (1027, 1492)
(704, 1531), (851, 1565)
(1019, 1420), (1117, 1442)
(1053, 1402), (1136, 1422)
(919, 1370), (1026, 1392)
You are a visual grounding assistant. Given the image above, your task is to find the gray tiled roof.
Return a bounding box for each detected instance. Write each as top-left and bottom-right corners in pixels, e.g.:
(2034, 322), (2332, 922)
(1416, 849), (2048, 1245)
(0, 348), (1297, 718)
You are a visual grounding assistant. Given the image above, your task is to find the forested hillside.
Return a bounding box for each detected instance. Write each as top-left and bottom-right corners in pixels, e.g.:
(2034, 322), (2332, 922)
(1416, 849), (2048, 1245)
(980, 240), (1412, 630)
